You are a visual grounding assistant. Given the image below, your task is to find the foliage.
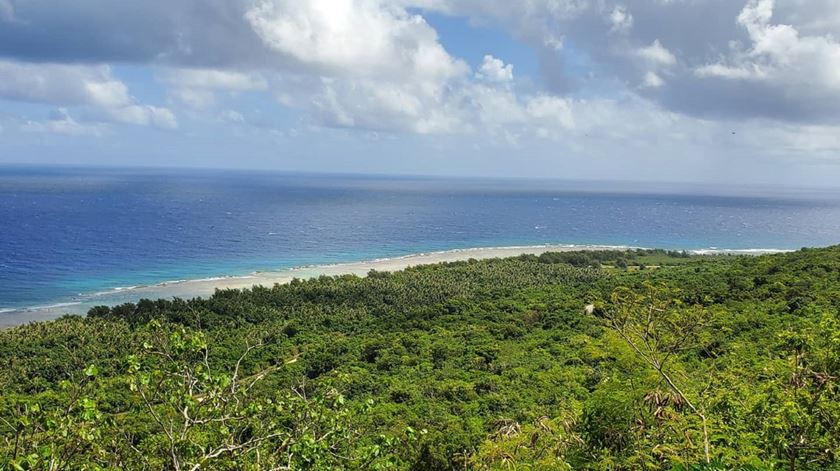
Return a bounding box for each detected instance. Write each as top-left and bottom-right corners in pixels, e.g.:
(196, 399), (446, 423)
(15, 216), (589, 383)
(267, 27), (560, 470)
(2, 248), (840, 469)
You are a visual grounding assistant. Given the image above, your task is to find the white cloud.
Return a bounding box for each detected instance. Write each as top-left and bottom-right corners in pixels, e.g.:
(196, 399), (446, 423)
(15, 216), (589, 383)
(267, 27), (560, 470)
(0, 60), (177, 129)
(410, 0), (840, 122)
(245, 0), (466, 83)
(172, 89), (217, 109)
(2, 0), (840, 167)
(775, 123), (840, 155)
(22, 108), (105, 136)
(630, 39), (676, 89)
(219, 110), (246, 123)
(0, 61), (121, 107)
(643, 71), (665, 88)
(693, 0), (840, 107)
(466, 84), (526, 125)
(637, 39), (676, 67)
(609, 5), (633, 33)
(84, 80), (133, 109)
(271, 62), (579, 139)
(525, 95), (575, 130)
(106, 105), (178, 129)
(237, 0), (477, 134)
(695, 63), (761, 80)
(161, 68), (268, 109)
(476, 55), (514, 82)
(161, 68), (267, 91)
(232, 2), (607, 138)
(300, 77), (465, 134)
(4, 0), (839, 126)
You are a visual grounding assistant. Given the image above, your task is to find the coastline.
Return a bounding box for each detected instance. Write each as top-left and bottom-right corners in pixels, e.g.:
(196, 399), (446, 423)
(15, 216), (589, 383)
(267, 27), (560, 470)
(0, 244), (791, 327)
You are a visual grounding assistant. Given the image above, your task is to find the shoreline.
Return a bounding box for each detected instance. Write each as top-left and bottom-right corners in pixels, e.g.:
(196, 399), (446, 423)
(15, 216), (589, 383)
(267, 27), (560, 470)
(0, 244), (792, 327)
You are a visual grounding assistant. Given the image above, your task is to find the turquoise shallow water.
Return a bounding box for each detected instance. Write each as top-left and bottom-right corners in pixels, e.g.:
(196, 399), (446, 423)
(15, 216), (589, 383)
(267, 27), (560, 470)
(2, 165), (840, 314)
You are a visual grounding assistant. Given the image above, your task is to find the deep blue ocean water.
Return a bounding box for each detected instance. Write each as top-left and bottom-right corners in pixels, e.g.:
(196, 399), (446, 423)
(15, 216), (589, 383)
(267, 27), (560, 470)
(2, 165), (840, 313)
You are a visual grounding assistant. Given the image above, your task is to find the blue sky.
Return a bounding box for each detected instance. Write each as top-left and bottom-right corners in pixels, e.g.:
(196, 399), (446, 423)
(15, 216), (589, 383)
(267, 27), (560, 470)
(1, 0), (839, 185)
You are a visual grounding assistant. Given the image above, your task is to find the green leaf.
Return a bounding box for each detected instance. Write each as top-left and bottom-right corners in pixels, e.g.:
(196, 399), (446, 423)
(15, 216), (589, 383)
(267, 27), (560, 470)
(84, 364), (99, 377)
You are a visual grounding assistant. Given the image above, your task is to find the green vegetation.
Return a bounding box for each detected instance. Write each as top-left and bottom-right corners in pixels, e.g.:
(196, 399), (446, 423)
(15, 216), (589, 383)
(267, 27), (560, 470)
(2, 247), (840, 470)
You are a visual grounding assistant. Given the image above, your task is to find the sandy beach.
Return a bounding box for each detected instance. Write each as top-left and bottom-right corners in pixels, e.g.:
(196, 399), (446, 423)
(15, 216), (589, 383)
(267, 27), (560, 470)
(0, 244), (625, 326)
(0, 244), (788, 327)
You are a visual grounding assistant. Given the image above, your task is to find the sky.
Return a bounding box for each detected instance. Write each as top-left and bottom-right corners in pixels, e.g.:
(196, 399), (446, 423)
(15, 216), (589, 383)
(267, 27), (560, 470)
(0, 0), (839, 185)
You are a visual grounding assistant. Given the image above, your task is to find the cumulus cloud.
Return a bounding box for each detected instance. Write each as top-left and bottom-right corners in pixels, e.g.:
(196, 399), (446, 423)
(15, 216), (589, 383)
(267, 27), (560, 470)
(170, 89), (217, 109)
(106, 105), (178, 129)
(0, 60), (177, 129)
(411, 0), (840, 123)
(245, 0), (466, 82)
(239, 0), (476, 134)
(162, 69), (267, 91)
(269, 63), (579, 138)
(696, 0), (840, 93)
(665, 0), (840, 122)
(0, 61), (122, 107)
(273, 74), (466, 134)
(608, 5), (633, 33)
(632, 39), (677, 88)
(524, 95), (575, 138)
(22, 108), (105, 136)
(219, 110), (246, 124)
(695, 63), (760, 80)
(637, 40), (677, 67)
(160, 68), (267, 108)
(1, 0), (839, 140)
(643, 71), (665, 88)
(476, 55), (514, 83)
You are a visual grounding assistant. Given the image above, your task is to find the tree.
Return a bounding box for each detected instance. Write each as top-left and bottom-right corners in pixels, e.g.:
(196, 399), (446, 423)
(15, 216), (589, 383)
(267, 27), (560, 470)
(1, 321), (408, 470)
(124, 321), (406, 470)
(596, 282), (714, 464)
(760, 311), (840, 470)
(0, 364), (105, 470)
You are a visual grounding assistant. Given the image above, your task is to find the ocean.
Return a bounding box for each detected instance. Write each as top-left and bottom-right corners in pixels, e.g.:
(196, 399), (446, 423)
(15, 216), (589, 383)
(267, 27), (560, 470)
(2, 165), (840, 323)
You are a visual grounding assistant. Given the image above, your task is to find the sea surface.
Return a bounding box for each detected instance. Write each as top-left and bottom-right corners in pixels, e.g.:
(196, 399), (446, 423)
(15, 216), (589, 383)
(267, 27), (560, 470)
(2, 165), (840, 319)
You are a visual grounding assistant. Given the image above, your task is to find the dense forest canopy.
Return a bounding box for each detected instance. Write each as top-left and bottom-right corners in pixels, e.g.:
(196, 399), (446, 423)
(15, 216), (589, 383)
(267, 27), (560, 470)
(1, 247), (839, 470)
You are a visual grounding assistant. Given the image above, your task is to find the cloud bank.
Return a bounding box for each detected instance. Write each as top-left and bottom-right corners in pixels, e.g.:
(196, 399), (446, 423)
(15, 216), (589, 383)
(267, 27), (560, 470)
(0, 0), (838, 182)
